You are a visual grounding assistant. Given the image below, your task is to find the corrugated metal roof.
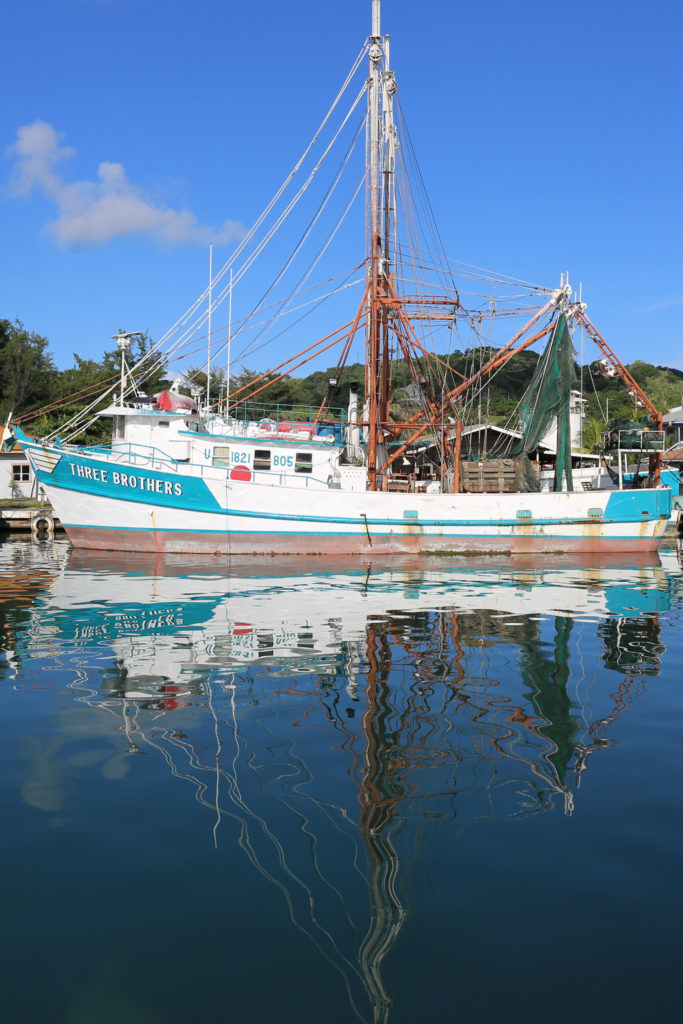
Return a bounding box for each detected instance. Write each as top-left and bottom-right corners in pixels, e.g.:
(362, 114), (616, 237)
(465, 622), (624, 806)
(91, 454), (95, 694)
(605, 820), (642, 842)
(664, 443), (683, 462)
(663, 406), (683, 424)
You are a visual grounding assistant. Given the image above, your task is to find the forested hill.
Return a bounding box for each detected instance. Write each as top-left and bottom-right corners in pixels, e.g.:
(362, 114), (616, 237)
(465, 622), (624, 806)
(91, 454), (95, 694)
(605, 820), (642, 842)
(2, 317), (683, 446)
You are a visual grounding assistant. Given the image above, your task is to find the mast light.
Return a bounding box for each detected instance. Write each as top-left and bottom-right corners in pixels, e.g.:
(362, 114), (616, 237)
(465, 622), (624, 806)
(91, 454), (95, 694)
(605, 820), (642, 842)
(111, 330), (142, 351)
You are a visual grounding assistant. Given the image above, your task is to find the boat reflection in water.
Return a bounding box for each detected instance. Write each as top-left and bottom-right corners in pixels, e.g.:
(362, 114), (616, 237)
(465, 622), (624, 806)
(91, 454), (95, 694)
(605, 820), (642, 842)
(15, 547), (681, 1023)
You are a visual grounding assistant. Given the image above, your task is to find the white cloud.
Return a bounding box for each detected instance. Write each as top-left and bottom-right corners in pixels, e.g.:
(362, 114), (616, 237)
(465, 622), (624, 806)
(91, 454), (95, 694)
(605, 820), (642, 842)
(7, 120), (243, 249)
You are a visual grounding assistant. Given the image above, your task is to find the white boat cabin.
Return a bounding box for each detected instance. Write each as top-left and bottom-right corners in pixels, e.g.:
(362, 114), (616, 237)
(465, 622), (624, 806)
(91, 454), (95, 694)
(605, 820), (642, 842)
(100, 400), (366, 492)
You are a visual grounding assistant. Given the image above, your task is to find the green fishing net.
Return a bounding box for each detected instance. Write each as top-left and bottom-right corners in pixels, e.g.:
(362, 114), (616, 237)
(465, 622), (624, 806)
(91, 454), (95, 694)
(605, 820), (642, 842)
(510, 314), (576, 492)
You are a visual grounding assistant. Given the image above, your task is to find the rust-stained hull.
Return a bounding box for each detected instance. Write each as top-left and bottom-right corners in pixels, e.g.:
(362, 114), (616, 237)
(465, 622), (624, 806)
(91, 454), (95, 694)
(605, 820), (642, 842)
(64, 523), (667, 556)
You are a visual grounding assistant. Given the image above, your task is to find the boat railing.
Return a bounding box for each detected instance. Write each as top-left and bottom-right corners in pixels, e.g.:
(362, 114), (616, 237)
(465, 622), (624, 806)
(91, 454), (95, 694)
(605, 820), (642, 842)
(228, 401), (347, 442)
(602, 429), (665, 452)
(91, 442), (183, 472)
(76, 442), (337, 487)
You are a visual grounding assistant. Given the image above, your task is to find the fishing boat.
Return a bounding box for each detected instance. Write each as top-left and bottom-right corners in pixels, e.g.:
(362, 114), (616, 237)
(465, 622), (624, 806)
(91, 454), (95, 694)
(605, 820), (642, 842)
(8, 0), (671, 555)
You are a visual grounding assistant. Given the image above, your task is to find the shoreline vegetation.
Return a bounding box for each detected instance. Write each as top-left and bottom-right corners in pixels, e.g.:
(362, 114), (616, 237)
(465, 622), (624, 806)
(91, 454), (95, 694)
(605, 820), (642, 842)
(3, 316), (683, 450)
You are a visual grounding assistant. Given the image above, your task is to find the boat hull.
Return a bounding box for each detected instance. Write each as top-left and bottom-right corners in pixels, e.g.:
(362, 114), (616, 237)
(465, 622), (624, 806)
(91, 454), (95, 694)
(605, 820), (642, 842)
(20, 437), (671, 556)
(63, 524), (667, 555)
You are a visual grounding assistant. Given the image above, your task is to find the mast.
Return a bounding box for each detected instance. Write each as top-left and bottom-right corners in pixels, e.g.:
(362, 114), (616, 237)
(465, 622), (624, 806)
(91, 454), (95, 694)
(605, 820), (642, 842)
(207, 243), (213, 412)
(366, 0), (396, 490)
(226, 267), (233, 415)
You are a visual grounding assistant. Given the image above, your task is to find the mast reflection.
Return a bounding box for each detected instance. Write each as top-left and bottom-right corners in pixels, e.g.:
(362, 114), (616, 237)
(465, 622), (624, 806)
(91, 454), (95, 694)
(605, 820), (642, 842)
(7, 548), (681, 1023)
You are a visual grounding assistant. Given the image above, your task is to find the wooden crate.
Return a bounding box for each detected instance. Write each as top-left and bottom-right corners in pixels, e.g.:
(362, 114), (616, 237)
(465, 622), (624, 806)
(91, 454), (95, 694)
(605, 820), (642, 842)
(460, 459), (518, 493)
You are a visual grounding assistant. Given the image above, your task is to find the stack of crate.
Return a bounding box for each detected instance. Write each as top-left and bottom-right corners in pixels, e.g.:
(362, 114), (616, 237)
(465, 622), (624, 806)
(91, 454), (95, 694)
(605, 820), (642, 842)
(460, 459), (519, 493)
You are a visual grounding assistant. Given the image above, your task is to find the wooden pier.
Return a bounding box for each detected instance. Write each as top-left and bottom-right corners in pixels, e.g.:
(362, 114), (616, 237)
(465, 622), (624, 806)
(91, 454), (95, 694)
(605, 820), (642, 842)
(0, 504), (62, 538)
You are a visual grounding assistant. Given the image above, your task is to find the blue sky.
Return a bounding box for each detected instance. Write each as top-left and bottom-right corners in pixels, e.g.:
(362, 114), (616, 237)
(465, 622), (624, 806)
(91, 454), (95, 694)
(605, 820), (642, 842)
(3, 0), (683, 378)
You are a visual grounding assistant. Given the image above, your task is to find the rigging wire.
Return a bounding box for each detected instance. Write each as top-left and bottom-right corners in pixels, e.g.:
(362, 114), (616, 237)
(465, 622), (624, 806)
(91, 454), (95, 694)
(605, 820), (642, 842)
(42, 33), (563, 445)
(157, 43), (370, 349)
(61, 41), (373, 429)
(234, 116), (367, 365)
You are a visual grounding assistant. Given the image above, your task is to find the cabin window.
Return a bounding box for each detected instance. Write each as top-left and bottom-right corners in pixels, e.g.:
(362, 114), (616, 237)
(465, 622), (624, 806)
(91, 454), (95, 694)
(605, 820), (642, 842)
(254, 449), (271, 471)
(158, 421), (169, 428)
(295, 452), (313, 474)
(12, 464), (30, 482)
(212, 446), (231, 468)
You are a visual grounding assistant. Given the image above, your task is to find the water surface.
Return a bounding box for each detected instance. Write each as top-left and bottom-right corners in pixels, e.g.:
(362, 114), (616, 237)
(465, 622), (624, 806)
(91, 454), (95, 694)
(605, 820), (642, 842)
(2, 538), (682, 1023)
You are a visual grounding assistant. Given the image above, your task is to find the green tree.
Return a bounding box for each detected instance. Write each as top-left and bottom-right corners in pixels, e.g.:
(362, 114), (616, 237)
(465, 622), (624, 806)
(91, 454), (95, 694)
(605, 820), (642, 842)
(13, 328), (167, 443)
(182, 366), (230, 407)
(628, 360), (683, 413)
(581, 416), (603, 452)
(0, 319), (56, 422)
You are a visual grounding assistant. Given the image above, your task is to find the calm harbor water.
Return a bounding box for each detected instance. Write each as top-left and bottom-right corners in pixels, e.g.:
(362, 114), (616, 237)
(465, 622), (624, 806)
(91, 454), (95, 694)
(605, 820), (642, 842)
(2, 536), (683, 1024)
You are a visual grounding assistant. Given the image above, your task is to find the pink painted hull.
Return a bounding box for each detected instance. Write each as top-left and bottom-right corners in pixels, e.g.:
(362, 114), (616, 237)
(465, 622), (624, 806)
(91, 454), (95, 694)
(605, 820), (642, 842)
(65, 525), (665, 556)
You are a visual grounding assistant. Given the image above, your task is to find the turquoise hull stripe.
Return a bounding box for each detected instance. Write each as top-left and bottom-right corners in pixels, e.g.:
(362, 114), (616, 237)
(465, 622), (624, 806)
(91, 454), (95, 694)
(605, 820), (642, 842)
(605, 488), (672, 519)
(221, 501), (668, 528)
(32, 458), (221, 513)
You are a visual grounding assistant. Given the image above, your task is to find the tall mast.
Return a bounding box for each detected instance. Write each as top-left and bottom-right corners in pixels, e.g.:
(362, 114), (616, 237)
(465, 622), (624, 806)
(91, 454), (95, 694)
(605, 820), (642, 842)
(365, 0), (396, 490)
(207, 242), (213, 412)
(226, 267), (233, 414)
